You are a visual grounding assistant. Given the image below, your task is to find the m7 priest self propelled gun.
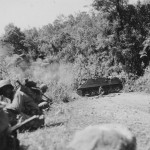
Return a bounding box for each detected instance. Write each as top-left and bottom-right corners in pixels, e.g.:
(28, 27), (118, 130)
(77, 77), (123, 96)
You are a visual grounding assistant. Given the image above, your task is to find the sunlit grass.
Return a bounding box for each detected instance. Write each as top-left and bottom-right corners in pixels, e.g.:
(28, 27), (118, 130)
(19, 103), (77, 150)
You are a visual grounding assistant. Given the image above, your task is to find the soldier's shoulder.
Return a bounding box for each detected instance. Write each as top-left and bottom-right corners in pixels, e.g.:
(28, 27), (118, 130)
(15, 88), (30, 98)
(15, 88), (24, 96)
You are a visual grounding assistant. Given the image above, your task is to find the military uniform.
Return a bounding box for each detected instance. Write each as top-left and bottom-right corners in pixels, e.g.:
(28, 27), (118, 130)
(8, 88), (45, 130)
(6, 87), (39, 115)
(23, 80), (50, 111)
(0, 80), (44, 130)
(31, 84), (50, 111)
(0, 105), (9, 150)
(0, 105), (19, 150)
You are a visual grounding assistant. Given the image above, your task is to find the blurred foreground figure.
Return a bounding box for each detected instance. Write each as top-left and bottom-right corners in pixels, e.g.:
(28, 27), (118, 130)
(0, 79), (44, 131)
(0, 105), (20, 150)
(0, 105), (9, 150)
(68, 124), (136, 150)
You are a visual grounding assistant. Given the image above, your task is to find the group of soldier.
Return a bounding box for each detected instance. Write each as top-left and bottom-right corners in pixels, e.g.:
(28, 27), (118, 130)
(0, 78), (137, 150)
(0, 78), (51, 150)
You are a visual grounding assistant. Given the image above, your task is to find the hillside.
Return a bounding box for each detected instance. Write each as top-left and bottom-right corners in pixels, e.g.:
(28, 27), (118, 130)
(19, 92), (150, 150)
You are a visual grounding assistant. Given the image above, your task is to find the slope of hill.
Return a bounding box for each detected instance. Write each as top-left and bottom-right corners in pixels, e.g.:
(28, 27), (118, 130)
(19, 92), (150, 150)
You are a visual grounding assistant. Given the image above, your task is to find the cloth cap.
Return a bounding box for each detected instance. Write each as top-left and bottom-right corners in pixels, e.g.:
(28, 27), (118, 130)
(0, 80), (13, 90)
(140, 53), (147, 58)
(25, 79), (37, 88)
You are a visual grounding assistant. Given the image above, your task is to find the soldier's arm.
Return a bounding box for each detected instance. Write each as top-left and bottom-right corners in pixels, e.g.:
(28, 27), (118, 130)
(6, 91), (24, 114)
(23, 93), (40, 115)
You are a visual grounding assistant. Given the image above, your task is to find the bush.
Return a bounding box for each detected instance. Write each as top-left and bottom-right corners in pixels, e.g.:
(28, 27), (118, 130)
(131, 67), (150, 93)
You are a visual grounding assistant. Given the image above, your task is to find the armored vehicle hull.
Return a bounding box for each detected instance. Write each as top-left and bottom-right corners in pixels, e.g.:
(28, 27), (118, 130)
(77, 77), (123, 96)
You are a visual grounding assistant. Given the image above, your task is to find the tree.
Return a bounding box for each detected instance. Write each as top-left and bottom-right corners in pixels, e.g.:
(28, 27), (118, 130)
(24, 28), (40, 59)
(1, 23), (27, 54)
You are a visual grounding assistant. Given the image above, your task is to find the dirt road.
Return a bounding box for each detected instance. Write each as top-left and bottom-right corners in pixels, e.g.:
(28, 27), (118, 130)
(68, 92), (150, 150)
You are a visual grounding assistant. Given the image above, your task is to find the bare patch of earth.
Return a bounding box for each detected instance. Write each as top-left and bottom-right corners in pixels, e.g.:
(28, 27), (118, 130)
(19, 92), (150, 150)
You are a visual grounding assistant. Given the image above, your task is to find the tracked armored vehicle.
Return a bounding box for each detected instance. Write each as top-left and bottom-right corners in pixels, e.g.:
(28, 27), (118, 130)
(77, 77), (123, 96)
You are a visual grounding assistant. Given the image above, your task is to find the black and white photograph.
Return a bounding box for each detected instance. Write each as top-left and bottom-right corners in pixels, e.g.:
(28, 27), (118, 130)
(0, 0), (149, 150)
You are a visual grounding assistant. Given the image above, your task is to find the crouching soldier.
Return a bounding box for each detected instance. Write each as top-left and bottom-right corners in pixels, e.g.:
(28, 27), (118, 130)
(0, 105), (20, 150)
(0, 79), (44, 131)
(24, 79), (51, 111)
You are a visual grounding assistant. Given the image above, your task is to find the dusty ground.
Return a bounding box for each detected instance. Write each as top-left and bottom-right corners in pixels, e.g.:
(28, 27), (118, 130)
(19, 92), (150, 150)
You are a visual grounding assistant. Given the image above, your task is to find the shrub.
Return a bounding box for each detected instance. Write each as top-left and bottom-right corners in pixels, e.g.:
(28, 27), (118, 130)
(131, 67), (150, 93)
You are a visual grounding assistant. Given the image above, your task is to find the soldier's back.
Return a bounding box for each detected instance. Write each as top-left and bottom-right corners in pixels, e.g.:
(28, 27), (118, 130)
(0, 105), (20, 150)
(0, 105), (9, 150)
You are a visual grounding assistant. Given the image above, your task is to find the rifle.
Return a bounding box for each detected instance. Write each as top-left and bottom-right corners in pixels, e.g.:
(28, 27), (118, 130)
(16, 80), (53, 104)
(9, 115), (67, 133)
(41, 92), (53, 104)
(9, 115), (40, 133)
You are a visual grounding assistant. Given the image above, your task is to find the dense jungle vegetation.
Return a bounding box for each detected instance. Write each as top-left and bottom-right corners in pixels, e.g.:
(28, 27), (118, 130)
(1, 0), (150, 101)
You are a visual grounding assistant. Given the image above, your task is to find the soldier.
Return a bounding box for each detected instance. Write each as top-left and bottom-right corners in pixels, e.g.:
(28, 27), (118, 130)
(0, 104), (9, 150)
(0, 105), (19, 150)
(0, 79), (44, 130)
(24, 80), (51, 111)
(19, 79), (51, 111)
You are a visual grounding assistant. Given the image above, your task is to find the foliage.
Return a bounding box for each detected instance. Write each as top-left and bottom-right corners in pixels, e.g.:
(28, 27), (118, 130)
(1, 24), (27, 54)
(126, 66), (150, 93)
(1, 0), (150, 94)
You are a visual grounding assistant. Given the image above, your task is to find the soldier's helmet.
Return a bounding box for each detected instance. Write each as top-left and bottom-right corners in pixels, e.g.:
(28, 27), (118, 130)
(24, 79), (37, 88)
(40, 84), (48, 93)
(0, 80), (13, 93)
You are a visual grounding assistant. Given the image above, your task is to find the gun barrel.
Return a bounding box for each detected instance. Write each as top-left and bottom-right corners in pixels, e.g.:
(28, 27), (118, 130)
(9, 115), (39, 133)
(42, 93), (52, 103)
(16, 80), (22, 86)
